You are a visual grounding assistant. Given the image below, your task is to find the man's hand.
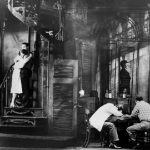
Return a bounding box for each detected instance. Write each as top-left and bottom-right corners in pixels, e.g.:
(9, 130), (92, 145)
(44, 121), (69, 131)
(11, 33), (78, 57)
(116, 116), (125, 121)
(122, 114), (131, 119)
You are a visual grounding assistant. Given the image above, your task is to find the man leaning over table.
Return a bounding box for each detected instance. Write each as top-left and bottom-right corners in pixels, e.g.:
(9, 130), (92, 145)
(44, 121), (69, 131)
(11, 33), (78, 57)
(125, 96), (150, 148)
(89, 103), (123, 149)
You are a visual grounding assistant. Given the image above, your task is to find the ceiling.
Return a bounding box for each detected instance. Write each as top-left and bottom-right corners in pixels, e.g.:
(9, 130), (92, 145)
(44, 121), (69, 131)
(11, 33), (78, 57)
(1, 0), (150, 36)
(62, 0), (150, 10)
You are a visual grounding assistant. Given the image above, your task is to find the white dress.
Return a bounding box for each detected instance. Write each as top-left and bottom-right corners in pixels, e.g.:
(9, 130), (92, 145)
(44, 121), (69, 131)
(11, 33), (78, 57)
(11, 67), (22, 93)
(11, 54), (32, 94)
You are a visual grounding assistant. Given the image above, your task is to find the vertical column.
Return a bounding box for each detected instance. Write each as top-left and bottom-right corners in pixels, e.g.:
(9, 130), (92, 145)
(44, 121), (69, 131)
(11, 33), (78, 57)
(109, 44), (112, 91)
(0, 18), (6, 82)
(136, 43), (140, 95)
(114, 43), (117, 98)
(147, 10), (150, 102)
(28, 27), (38, 107)
(118, 43), (120, 97)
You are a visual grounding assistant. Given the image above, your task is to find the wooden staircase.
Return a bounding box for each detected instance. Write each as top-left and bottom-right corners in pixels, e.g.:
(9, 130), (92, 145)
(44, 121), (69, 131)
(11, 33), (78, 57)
(0, 65), (48, 135)
(1, 107), (47, 126)
(0, 107), (48, 135)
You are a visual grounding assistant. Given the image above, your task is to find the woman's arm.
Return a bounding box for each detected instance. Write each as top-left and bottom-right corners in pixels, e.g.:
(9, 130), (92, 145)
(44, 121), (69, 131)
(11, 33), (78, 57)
(14, 53), (32, 69)
(14, 55), (20, 63)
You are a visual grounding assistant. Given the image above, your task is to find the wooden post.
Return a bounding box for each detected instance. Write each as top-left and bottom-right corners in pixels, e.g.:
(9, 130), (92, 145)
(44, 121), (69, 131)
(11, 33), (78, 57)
(147, 11), (150, 102)
(0, 18), (6, 82)
(28, 26), (31, 52)
(136, 43), (140, 95)
(114, 42), (117, 98)
(117, 42), (120, 97)
(109, 43), (112, 91)
(131, 50), (135, 98)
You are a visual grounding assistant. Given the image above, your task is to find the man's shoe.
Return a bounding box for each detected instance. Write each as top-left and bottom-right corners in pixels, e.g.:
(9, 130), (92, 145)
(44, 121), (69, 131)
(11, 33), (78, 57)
(109, 143), (122, 149)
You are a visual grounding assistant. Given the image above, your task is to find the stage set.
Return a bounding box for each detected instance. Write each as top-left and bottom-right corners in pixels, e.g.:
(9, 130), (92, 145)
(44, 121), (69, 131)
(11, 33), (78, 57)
(0, 0), (150, 149)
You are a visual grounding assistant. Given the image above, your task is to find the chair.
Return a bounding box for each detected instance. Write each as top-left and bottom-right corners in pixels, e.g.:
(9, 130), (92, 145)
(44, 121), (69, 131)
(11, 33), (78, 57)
(82, 108), (109, 148)
(135, 130), (150, 144)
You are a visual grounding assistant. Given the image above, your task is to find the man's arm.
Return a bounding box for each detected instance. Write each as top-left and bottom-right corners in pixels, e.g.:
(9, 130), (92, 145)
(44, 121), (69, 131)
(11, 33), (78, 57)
(123, 104), (139, 119)
(14, 54), (32, 69)
(130, 104), (139, 118)
(108, 105), (123, 117)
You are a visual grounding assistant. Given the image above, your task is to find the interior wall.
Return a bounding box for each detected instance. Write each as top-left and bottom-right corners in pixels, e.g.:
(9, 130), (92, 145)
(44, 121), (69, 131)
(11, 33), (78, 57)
(64, 0), (98, 96)
(110, 42), (150, 102)
(3, 10), (28, 74)
(138, 44), (150, 100)
(110, 45), (150, 91)
(107, 8), (150, 102)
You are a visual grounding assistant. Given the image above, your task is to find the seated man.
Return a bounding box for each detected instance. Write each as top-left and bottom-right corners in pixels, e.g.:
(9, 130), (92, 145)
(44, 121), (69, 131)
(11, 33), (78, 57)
(125, 96), (150, 148)
(89, 103), (123, 149)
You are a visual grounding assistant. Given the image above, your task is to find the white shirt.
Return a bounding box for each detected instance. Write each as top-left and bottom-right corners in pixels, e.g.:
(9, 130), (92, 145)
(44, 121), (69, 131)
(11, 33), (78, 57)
(89, 103), (123, 132)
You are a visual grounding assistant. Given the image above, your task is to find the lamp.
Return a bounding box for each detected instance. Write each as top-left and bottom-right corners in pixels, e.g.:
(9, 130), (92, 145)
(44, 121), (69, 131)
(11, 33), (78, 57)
(79, 89), (85, 97)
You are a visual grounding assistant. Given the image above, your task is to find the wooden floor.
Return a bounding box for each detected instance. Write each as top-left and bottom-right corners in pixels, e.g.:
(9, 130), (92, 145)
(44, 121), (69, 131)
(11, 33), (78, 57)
(0, 133), (150, 150)
(0, 147), (147, 150)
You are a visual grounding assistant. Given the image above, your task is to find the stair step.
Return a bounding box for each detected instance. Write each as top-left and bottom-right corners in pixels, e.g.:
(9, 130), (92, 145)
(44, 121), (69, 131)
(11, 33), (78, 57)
(0, 124), (37, 128)
(1, 116), (48, 128)
(0, 124), (48, 135)
(4, 107), (43, 110)
(2, 116), (47, 119)
(3, 107), (44, 117)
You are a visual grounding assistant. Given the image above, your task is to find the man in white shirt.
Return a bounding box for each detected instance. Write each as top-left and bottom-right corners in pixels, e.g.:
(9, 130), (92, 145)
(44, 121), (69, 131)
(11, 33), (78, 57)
(89, 103), (123, 149)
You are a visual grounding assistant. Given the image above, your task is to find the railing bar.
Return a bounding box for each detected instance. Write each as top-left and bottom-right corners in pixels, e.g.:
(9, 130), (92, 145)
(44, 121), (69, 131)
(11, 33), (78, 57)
(0, 89), (4, 116)
(2, 116), (47, 119)
(5, 80), (8, 107)
(0, 64), (14, 90)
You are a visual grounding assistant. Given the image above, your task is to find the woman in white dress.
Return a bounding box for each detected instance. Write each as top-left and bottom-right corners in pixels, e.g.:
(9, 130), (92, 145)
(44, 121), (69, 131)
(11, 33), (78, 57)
(10, 43), (32, 108)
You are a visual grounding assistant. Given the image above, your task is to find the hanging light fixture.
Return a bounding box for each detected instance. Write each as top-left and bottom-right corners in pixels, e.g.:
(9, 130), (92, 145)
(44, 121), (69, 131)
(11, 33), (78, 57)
(53, 0), (64, 41)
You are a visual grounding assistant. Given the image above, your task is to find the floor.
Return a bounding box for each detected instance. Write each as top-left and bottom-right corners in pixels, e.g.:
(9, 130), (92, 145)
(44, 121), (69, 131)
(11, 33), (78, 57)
(0, 133), (150, 150)
(0, 141), (149, 150)
(0, 146), (148, 150)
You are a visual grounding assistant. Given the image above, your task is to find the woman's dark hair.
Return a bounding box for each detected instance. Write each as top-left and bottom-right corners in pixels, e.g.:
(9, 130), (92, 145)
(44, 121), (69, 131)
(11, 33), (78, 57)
(22, 42), (29, 47)
(21, 49), (29, 55)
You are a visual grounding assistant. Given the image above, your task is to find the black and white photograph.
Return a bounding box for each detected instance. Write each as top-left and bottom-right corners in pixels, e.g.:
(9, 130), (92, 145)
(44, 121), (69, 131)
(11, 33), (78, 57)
(0, 0), (150, 149)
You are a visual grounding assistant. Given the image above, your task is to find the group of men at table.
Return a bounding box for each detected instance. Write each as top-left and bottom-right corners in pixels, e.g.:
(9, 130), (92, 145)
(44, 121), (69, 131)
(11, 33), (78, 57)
(89, 96), (150, 149)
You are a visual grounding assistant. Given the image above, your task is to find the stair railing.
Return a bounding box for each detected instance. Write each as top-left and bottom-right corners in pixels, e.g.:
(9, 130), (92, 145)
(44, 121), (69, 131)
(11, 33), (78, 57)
(0, 62), (48, 128)
(0, 64), (14, 115)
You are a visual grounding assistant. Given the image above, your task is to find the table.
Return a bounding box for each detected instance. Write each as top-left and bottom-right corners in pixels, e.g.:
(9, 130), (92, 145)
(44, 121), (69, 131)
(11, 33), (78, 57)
(114, 116), (137, 147)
